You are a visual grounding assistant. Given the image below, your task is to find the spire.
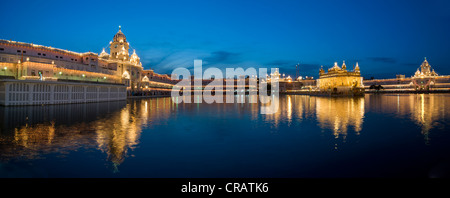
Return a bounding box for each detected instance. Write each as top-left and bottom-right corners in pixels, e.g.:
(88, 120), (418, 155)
(130, 49), (140, 64)
(114, 25), (126, 42)
(319, 65), (325, 75)
(99, 48), (109, 58)
(342, 60), (346, 70)
(131, 49), (138, 59)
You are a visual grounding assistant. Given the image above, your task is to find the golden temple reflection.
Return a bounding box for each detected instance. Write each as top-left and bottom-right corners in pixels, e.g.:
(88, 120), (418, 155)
(2, 93), (450, 175)
(287, 95), (292, 124)
(316, 97), (365, 140)
(293, 95), (316, 122)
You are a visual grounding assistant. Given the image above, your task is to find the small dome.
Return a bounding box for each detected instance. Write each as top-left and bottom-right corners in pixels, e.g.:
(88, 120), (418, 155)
(328, 62), (341, 72)
(130, 49), (140, 64)
(99, 48), (109, 58)
(431, 69), (438, 76)
(270, 68), (281, 78)
(131, 49), (139, 59)
(113, 26), (127, 43)
(415, 69), (420, 75)
(319, 66), (325, 75)
(355, 62), (360, 70)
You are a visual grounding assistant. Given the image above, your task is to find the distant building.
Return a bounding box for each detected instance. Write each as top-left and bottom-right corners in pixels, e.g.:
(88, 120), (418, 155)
(364, 58), (450, 92)
(396, 74), (405, 79)
(411, 58), (438, 91)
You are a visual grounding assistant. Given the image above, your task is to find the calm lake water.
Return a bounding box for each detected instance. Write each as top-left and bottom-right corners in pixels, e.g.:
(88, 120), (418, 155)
(1, 94), (450, 178)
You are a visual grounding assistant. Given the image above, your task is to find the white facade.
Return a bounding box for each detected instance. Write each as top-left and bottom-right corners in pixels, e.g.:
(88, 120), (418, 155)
(0, 79), (126, 106)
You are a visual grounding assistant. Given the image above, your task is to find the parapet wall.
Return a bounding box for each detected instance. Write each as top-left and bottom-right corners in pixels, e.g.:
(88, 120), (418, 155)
(0, 79), (127, 106)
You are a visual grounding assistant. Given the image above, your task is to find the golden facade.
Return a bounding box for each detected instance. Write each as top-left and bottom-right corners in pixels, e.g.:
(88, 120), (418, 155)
(317, 61), (364, 95)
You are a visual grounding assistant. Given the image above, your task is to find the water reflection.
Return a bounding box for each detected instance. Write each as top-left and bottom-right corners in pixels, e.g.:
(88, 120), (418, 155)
(266, 94), (448, 145)
(0, 98), (175, 171)
(1, 94), (449, 174)
(262, 95), (364, 141)
(366, 94), (450, 144)
(316, 97), (365, 140)
(0, 102), (126, 162)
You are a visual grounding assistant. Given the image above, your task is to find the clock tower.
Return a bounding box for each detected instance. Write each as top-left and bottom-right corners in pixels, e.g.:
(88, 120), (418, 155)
(110, 26), (130, 61)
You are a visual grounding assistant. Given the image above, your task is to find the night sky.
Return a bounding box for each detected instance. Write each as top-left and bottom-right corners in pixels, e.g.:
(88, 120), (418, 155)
(1, 0), (449, 79)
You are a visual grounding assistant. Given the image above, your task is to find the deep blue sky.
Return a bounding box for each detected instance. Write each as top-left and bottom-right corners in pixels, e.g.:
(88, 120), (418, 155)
(1, 0), (449, 79)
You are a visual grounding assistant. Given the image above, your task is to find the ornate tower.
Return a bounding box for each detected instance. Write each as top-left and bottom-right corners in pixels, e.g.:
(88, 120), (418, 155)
(420, 57), (431, 75)
(319, 66), (325, 76)
(354, 62), (360, 73)
(130, 49), (141, 65)
(110, 26), (130, 61)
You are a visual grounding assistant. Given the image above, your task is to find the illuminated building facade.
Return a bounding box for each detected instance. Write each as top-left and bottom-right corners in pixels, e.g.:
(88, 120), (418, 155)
(0, 27), (176, 91)
(316, 61), (364, 95)
(411, 58), (439, 91)
(0, 27), (177, 105)
(364, 58), (450, 92)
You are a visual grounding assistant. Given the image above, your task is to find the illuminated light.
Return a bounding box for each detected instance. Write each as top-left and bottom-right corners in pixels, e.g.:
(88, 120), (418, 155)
(3, 67), (7, 70)
(0, 35), (174, 87)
